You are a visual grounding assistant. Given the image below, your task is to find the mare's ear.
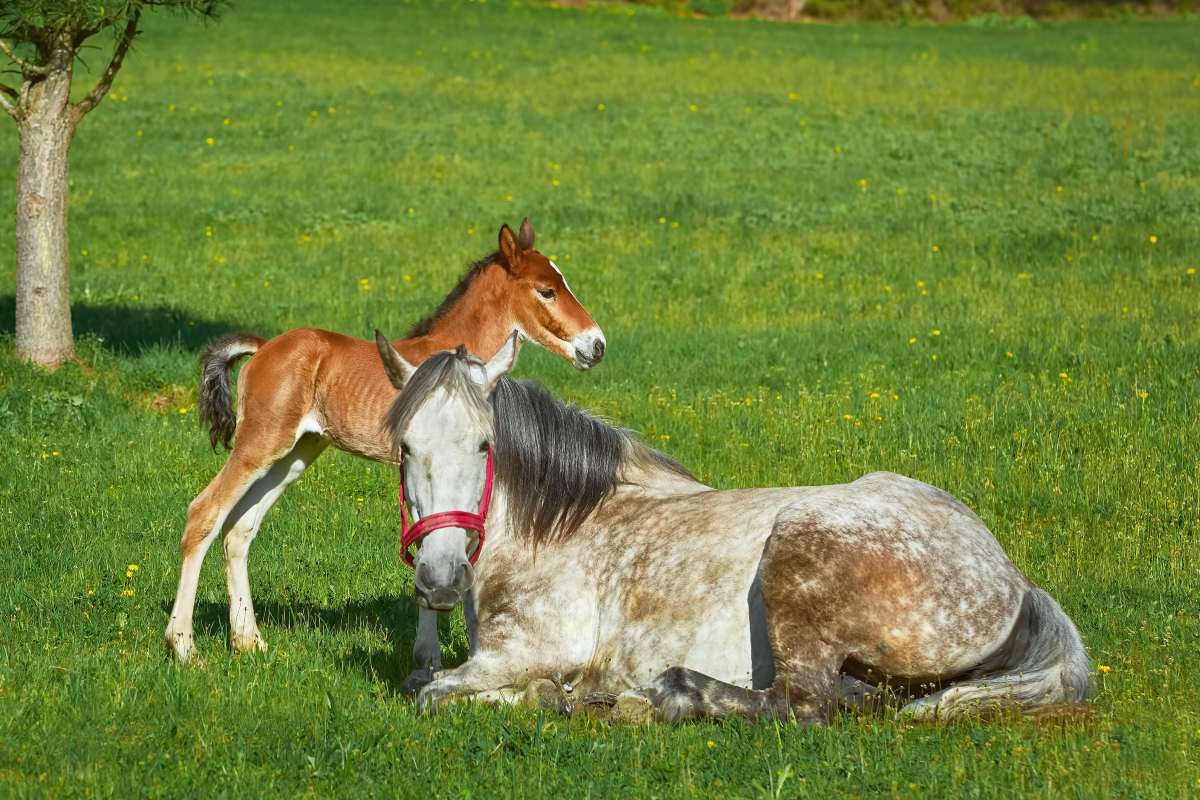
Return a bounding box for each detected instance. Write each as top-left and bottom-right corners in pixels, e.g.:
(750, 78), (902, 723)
(482, 331), (520, 394)
(497, 223), (524, 276)
(375, 329), (415, 391)
(516, 218), (535, 250)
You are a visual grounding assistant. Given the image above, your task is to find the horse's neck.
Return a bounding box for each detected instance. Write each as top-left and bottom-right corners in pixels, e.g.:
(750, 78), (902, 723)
(394, 265), (517, 363)
(620, 461), (711, 498)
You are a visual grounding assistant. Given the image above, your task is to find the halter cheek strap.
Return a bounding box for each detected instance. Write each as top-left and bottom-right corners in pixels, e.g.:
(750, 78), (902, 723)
(399, 447), (494, 569)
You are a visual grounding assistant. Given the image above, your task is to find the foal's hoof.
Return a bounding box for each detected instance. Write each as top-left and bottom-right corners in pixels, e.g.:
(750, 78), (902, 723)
(615, 691), (657, 725)
(230, 633), (268, 654)
(165, 633), (205, 668)
(402, 668), (436, 695)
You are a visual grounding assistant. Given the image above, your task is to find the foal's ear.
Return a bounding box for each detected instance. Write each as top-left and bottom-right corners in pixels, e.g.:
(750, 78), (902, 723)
(516, 218), (535, 250)
(497, 224), (524, 276)
(375, 329), (415, 391)
(482, 330), (520, 394)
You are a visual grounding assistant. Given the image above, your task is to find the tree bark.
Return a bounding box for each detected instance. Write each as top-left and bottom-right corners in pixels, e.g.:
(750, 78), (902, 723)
(14, 34), (78, 369)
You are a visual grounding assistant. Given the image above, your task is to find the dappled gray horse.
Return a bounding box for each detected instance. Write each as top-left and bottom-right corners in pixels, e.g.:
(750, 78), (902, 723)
(375, 335), (1090, 724)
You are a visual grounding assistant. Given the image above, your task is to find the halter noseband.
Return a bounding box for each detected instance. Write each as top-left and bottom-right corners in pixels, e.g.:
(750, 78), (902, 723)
(399, 447), (494, 568)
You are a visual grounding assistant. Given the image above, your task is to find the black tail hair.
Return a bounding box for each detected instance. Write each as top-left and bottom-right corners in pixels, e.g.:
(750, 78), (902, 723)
(198, 333), (263, 451)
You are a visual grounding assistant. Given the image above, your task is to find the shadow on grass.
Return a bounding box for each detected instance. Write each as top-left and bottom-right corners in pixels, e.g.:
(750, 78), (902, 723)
(0, 295), (248, 354)
(186, 594), (471, 694)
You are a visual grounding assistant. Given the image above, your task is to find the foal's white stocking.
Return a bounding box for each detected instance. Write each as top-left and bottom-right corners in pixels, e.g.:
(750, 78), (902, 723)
(223, 433), (327, 652)
(165, 527), (222, 664)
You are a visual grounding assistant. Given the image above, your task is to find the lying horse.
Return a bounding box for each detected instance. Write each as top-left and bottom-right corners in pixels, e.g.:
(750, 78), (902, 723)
(165, 220), (605, 683)
(375, 339), (1090, 723)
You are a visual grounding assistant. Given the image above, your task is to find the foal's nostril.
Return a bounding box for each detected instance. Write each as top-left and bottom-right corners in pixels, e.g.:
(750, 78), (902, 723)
(592, 339), (606, 363)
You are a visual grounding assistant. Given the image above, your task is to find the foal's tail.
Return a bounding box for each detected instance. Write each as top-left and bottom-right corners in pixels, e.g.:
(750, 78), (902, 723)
(199, 332), (265, 452)
(910, 588), (1090, 723)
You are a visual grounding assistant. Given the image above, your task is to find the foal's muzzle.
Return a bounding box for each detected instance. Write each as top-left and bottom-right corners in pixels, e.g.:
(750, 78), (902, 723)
(571, 329), (607, 371)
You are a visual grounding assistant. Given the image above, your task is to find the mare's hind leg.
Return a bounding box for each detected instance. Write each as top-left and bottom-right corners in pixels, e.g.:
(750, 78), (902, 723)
(222, 432), (328, 653)
(615, 642), (845, 726)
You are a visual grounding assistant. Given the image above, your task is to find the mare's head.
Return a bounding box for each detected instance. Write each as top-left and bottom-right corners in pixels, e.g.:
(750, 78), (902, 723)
(492, 219), (605, 370)
(375, 332), (518, 611)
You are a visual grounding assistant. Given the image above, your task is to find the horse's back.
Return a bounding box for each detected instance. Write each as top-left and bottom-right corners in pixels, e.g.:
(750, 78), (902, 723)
(776, 470), (997, 550)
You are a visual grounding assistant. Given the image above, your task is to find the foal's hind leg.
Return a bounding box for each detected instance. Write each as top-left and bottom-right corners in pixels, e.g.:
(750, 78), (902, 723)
(165, 419), (325, 664)
(222, 432), (328, 653)
(166, 447), (270, 664)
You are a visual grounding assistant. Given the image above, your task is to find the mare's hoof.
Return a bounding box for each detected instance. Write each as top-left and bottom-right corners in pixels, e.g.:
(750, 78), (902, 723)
(615, 691), (657, 724)
(520, 678), (574, 716)
(402, 668), (436, 695)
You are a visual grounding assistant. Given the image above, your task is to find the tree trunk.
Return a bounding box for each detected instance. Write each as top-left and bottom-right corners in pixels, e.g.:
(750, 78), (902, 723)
(14, 35), (78, 369)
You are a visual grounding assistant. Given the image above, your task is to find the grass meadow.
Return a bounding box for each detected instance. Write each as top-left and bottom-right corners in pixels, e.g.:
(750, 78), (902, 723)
(1, 1), (1199, 796)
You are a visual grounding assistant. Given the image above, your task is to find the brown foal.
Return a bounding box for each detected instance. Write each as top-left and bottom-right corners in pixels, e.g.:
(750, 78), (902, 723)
(165, 220), (605, 666)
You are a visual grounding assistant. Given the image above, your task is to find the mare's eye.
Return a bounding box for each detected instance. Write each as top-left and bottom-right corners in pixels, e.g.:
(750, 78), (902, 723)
(479, 441), (490, 453)
(538, 288), (556, 300)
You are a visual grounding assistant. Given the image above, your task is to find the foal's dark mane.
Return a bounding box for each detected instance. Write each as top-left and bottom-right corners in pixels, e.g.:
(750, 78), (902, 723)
(383, 349), (698, 545)
(405, 252), (502, 338)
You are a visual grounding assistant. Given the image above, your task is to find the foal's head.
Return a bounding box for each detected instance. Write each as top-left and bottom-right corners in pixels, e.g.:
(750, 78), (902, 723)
(376, 332), (517, 611)
(494, 219), (606, 370)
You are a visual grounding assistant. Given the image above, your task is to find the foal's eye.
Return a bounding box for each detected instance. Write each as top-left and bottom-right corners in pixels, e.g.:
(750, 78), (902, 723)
(537, 288), (556, 300)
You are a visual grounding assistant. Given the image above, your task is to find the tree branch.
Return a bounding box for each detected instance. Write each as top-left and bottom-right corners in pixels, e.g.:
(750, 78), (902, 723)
(0, 88), (17, 120)
(72, 12), (140, 119)
(0, 38), (48, 76)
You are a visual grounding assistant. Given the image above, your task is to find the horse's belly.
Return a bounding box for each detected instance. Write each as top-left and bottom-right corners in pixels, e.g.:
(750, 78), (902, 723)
(588, 490), (808, 692)
(593, 599), (759, 693)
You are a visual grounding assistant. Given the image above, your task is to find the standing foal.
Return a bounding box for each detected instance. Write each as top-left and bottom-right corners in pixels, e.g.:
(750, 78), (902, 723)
(165, 220), (605, 679)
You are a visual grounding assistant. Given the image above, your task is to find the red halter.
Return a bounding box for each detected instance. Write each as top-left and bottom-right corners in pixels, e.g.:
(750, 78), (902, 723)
(399, 447), (494, 569)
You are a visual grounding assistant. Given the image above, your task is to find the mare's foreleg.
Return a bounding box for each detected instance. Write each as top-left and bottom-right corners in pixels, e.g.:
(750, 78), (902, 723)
(402, 608), (443, 693)
(414, 653), (564, 715)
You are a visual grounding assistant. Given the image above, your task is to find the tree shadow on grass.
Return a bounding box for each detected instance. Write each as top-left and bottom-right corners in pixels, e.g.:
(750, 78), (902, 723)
(185, 594), (470, 695)
(0, 295), (248, 354)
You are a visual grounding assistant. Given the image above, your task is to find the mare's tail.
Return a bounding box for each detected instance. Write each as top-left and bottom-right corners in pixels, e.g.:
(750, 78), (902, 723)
(199, 333), (265, 451)
(907, 588), (1090, 723)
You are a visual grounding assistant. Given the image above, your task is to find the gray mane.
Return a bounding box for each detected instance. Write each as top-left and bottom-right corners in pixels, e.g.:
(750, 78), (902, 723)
(382, 350), (698, 545)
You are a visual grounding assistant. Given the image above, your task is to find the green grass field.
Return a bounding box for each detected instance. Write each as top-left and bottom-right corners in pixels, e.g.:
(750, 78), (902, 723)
(2, 1), (1199, 796)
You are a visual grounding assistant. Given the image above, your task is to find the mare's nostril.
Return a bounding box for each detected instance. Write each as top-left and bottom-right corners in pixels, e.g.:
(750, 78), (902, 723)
(454, 561), (475, 592)
(415, 563), (431, 593)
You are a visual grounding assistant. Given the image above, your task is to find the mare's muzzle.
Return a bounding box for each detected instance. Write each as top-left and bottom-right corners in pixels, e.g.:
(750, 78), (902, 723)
(399, 447), (494, 611)
(414, 556), (476, 611)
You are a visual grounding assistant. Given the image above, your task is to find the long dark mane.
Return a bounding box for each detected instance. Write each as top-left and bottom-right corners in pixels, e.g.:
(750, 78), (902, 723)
(405, 252), (501, 338)
(383, 350), (698, 545)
